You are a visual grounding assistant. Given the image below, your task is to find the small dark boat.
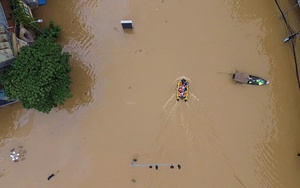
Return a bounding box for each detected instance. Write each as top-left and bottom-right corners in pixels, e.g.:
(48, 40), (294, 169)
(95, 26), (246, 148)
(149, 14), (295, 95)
(176, 79), (189, 101)
(233, 71), (269, 86)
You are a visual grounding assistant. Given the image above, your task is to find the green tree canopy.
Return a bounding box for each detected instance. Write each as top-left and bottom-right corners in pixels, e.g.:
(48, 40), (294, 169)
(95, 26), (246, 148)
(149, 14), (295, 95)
(0, 37), (72, 113)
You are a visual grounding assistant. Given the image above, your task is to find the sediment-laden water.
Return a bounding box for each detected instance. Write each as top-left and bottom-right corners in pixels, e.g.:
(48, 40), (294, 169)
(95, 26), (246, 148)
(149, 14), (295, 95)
(0, 0), (300, 187)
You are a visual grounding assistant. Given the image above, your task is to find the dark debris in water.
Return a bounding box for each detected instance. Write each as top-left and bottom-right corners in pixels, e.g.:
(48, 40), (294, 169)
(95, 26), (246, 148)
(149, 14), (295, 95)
(47, 174), (55, 181)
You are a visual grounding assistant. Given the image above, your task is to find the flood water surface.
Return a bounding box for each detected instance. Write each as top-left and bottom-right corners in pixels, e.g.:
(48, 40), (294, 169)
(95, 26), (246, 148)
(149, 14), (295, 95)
(1, 0), (300, 187)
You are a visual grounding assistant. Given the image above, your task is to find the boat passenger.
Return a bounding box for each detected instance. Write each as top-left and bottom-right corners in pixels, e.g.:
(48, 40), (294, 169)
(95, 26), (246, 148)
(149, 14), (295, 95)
(180, 93), (184, 98)
(181, 86), (186, 91)
(248, 76), (254, 81)
(180, 92), (186, 99)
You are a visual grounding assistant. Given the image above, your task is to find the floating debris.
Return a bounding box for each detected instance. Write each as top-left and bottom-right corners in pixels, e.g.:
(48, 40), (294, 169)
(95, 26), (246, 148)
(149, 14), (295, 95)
(9, 151), (19, 162)
(47, 170), (60, 181)
(131, 159), (181, 170)
(9, 146), (26, 162)
(121, 20), (133, 29)
(177, 164), (181, 170)
(47, 174), (55, 181)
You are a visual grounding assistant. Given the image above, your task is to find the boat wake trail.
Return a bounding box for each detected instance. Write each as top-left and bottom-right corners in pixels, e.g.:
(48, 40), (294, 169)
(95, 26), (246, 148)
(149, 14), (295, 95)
(143, 77), (223, 187)
(158, 76), (212, 146)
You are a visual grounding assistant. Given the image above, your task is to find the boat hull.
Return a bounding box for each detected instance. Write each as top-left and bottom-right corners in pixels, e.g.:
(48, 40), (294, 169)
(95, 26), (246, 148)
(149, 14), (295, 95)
(233, 71), (269, 86)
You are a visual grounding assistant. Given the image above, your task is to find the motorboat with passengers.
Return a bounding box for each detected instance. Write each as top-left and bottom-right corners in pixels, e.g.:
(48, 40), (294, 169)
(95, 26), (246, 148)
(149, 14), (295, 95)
(176, 79), (189, 101)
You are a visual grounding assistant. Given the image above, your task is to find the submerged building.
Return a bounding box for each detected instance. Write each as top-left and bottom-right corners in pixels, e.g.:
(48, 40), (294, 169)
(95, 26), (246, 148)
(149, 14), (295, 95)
(0, 0), (44, 107)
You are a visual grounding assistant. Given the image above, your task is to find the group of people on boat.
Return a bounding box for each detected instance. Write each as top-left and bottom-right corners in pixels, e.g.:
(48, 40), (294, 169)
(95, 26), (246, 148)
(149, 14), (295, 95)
(178, 79), (188, 99)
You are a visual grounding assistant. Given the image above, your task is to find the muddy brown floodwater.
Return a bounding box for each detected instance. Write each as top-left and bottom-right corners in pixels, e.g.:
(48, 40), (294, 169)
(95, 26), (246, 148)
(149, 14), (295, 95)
(1, 0), (300, 187)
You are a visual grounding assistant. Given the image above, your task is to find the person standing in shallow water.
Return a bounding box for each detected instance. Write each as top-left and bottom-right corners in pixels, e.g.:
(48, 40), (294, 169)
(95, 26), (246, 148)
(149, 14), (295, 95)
(297, 153), (300, 156)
